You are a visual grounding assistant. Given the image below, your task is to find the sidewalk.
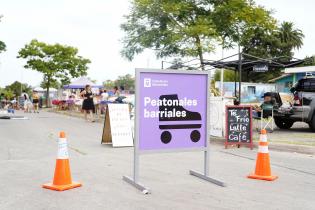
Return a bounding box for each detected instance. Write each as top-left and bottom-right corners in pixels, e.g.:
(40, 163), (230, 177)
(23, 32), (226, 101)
(214, 121), (315, 155)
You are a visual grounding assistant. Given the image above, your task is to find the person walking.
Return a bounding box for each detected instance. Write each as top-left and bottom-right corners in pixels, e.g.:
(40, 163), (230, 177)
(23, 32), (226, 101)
(80, 85), (95, 122)
(22, 92), (32, 113)
(32, 90), (40, 113)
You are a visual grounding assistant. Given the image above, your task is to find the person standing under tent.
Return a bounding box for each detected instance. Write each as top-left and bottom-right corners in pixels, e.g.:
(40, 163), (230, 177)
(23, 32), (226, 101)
(113, 86), (120, 97)
(101, 89), (109, 101)
(99, 89), (109, 115)
(80, 84), (95, 122)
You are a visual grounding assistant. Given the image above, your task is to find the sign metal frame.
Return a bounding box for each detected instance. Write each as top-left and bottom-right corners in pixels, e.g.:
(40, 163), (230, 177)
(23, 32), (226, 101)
(123, 69), (226, 194)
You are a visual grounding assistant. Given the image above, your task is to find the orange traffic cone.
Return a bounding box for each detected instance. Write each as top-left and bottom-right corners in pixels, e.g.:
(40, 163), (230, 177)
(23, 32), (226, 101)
(248, 129), (278, 181)
(43, 131), (82, 191)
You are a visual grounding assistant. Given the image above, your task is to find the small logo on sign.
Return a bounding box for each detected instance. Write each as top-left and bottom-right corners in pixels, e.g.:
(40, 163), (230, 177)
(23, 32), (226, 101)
(144, 78), (151, 87)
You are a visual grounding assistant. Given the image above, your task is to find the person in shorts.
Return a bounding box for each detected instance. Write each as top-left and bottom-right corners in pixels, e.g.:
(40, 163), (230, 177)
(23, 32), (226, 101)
(32, 90), (40, 113)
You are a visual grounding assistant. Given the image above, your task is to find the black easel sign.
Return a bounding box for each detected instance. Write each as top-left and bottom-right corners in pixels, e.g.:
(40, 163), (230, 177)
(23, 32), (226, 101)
(225, 106), (253, 149)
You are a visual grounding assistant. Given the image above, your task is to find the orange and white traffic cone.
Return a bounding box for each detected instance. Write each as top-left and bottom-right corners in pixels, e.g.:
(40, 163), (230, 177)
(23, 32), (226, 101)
(43, 131), (82, 191)
(248, 129), (278, 181)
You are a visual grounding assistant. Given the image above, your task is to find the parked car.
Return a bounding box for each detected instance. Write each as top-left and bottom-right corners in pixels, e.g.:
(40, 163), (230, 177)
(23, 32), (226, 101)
(273, 77), (315, 131)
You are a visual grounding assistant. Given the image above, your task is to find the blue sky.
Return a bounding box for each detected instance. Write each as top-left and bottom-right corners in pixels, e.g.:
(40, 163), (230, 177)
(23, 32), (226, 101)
(0, 0), (314, 86)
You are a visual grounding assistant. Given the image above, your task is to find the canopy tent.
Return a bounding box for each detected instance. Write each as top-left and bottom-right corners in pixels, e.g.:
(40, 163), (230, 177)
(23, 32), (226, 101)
(162, 53), (307, 103)
(202, 53), (306, 103)
(33, 87), (58, 92)
(63, 77), (103, 89)
(202, 54), (305, 72)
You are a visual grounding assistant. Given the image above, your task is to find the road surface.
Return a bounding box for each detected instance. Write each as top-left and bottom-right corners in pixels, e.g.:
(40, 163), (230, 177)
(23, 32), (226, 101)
(0, 111), (314, 210)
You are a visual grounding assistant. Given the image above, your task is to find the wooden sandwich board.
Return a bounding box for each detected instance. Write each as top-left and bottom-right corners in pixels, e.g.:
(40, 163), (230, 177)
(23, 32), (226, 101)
(101, 103), (133, 147)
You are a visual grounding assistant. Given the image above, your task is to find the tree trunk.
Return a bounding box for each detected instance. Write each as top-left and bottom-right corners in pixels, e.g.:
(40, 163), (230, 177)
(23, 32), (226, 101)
(195, 36), (205, 71)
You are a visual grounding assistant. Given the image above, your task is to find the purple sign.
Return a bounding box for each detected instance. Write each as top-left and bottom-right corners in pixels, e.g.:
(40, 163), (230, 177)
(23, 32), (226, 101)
(137, 70), (209, 151)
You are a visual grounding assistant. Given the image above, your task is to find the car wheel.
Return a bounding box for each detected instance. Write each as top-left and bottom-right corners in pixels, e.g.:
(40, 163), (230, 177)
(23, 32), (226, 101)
(274, 117), (294, 129)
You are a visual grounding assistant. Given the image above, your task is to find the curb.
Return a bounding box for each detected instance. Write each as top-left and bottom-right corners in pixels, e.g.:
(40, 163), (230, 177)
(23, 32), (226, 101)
(48, 109), (104, 123)
(210, 137), (315, 155)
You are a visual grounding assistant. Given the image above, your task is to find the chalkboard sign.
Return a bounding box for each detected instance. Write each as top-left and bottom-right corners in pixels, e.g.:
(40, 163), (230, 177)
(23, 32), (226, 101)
(225, 106), (253, 149)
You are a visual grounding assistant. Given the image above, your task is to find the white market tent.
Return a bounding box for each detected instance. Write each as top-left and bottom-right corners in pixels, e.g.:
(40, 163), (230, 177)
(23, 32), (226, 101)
(33, 87), (58, 92)
(63, 77), (102, 89)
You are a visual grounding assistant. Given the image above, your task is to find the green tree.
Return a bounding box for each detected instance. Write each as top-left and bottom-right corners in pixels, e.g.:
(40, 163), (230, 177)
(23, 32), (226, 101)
(40, 76), (61, 90)
(121, 0), (218, 69)
(17, 39), (91, 106)
(277, 21), (304, 58)
(2, 89), (14, 100)
(242, 21), (304, 61)
(103, 74), (135, 91)
(214, 69), (239, 82)
(206, 0), (276, 49)
(5, 81), (32, 98)
(0, 41), (5, 54)
(299, 56), (315, 67)
(0, 87), (14, 100)
(166, 58), (198, 70)
(103, 80), (115, 90)
(121, 0), (277, 70)
(0, 15), (6, 53)
(115, 74), (135, 90)
(241, 21), (304, 82)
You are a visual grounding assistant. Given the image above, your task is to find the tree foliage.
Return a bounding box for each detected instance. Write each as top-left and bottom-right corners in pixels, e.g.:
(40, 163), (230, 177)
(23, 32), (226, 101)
(243, 21), (304, 61)
(17, 39), (91, 106)
(214, 69), (239, 82)
(121, 0), (277, 69)
(103, 74), (135, 90)
(103, 80), (115, 90)
(242, 21), (304, 82)
(0, 41), (5, 54)
(121, 0), (307, 83)
(115, 74), (135, 90)
(6, 81), (32, 97)
(0, 89), (14, 100)
(40, 76), (61, 90)
(0, 81), (32, 100)
(211, 0), (276, 49)
(121, 0), (218, 67)
(0, 15), (6, 53)
(299, 56), (315, 67)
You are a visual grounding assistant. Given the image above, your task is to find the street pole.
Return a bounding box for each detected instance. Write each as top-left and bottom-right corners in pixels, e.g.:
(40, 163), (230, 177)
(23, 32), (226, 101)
(238, 44), (242, 104)
(220, 46), (224, 97)
(20, 69), (23, 95)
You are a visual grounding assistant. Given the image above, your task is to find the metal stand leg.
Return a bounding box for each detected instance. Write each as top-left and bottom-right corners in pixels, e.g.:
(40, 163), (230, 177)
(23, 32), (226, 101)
(189, 150), (226, 187)
(189, 170), (226, 187)
(122, 176), (150, 194)
(122, 141), (150, 194)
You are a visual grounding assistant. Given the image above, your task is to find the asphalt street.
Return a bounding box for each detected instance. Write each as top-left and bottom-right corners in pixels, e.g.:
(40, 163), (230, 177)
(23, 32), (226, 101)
(0, 111), (314, 210)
